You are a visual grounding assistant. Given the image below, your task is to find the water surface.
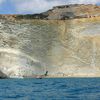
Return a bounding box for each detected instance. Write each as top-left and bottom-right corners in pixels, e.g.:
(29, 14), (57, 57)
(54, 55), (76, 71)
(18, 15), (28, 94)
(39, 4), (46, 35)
(0, 78), (100, 100)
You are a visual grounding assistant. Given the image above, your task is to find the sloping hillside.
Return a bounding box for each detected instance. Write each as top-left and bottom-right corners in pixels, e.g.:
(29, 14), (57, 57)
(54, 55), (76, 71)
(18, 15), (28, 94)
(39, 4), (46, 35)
(16, 4), (100, 20)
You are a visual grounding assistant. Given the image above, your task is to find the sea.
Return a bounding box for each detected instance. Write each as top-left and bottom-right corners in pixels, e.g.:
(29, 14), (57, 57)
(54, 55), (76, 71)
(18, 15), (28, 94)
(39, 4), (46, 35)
(0, 78), (100, 100)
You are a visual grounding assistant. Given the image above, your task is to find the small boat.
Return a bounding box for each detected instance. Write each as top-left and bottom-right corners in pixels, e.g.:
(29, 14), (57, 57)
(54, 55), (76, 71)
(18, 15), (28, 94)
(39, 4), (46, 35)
(36, 75), (43, 79)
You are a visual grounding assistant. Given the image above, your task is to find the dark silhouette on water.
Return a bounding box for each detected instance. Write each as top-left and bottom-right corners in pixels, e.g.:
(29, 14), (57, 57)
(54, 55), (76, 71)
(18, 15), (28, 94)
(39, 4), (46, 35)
(44, 71), (48, 76)
(36, 71), (48, 79)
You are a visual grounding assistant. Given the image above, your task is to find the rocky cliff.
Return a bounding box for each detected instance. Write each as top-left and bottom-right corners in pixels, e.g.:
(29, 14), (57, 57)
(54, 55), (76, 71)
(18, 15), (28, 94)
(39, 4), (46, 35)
(0, 4), (100, 78)
(16, 4), (100, 20)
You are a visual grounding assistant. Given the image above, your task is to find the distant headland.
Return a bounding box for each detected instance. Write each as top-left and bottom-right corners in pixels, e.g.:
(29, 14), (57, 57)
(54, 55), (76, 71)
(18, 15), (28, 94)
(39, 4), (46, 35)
(0, 4), (100, 20)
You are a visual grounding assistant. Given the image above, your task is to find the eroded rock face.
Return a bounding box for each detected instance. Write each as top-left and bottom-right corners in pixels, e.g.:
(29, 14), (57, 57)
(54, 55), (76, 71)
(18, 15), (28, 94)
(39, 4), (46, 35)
(0, 17), (100, 77)
(47, 4), (100, 19)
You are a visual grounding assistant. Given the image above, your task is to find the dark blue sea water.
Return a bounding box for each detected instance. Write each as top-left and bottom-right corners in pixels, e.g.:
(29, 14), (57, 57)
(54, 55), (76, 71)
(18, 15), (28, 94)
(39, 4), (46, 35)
(0, 78), (100, 100)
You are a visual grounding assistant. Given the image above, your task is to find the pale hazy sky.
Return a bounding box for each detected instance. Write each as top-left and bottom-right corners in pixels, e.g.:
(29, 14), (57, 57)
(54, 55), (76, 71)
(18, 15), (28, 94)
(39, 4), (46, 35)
(0, 0), (99, 14)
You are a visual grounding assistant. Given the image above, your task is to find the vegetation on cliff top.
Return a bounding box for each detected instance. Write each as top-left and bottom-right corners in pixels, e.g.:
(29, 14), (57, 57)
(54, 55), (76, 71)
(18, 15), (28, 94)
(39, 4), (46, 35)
(16, 4), (100, 20)
(0, 4), (99, 20)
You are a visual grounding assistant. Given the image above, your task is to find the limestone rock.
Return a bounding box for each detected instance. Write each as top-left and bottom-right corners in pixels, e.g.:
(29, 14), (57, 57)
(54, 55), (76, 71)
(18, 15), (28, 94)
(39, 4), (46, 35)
(0, 4), (100, 78)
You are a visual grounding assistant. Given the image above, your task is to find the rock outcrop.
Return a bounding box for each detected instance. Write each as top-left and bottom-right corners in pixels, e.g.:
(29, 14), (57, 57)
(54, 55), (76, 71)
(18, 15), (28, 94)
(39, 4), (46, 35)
(0, 4), (100, 78)
(0, 71), (8, 78)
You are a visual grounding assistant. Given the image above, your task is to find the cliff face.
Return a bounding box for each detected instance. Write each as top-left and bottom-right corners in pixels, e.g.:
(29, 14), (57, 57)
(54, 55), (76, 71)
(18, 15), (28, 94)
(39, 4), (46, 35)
(0, 4), (100, 78)
(46, 4), (100, 19)
(0, 17), (100, 77)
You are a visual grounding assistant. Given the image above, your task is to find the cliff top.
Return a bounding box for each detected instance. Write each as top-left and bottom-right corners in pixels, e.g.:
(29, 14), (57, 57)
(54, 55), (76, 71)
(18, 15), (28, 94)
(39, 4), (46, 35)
(0, 4), (100, 20)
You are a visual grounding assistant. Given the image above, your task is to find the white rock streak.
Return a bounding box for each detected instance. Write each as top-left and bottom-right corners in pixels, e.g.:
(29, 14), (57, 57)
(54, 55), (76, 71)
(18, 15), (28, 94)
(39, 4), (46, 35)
(0, 48), (39, 63)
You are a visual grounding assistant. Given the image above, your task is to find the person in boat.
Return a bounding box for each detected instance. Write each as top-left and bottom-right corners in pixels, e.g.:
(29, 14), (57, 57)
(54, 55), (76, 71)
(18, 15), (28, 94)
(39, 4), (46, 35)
(36, 71), (48, 79)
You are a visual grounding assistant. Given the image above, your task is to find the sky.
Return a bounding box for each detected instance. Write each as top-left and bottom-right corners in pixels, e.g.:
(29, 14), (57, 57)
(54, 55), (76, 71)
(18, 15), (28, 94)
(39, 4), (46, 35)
(0, 0), (99, 14)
